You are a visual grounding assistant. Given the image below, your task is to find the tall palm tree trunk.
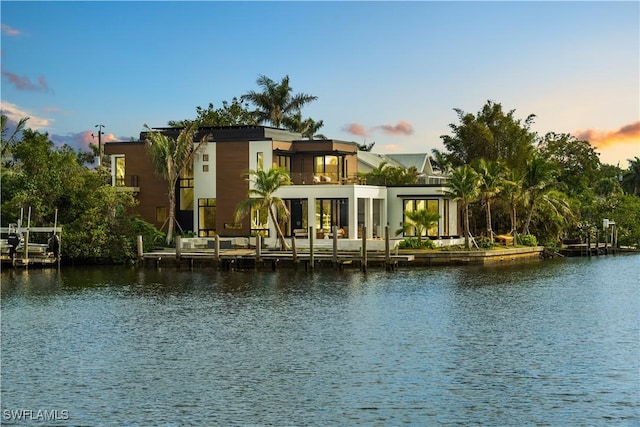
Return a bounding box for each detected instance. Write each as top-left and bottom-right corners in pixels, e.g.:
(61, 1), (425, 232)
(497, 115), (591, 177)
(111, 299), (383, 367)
(485, 201), (493, 240)
(510, 199), (517, 235)
(167, 191), (176, 245)
(269, 205), (290, 250)
(523, 199), (535, 235)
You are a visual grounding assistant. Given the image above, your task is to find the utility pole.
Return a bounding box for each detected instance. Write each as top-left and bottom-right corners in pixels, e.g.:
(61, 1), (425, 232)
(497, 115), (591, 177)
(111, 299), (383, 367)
(95, 124), (105, 167)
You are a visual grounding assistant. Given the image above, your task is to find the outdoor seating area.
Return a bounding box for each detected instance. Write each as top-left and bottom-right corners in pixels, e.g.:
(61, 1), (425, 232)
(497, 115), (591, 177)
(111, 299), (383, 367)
(495, 234), (514, 245)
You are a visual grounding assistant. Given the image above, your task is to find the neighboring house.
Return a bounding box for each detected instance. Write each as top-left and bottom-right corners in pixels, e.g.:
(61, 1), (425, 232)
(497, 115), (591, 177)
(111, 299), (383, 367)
(104, 125), (461, 245)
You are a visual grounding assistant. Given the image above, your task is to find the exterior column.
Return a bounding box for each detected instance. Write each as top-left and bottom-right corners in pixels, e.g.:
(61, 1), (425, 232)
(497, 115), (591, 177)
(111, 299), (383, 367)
(350, 195), (358, 240)
(308, 196), (316, 238)
(366, 198), (374, 239)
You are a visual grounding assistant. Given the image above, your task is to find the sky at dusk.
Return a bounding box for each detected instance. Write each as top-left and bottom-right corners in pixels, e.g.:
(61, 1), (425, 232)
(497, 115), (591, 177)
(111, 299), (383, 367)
(1, 1), (639, 167)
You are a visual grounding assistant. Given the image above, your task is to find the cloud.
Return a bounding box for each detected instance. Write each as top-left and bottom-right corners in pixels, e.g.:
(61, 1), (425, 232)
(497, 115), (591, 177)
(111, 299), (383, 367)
(575, 121), (640, 149)
(1, 24), (21, 36)
(50, 131), (121, 152)
(377, 120), (414, 136)
(343, 120), (415, 138)
(342, 122), (369, 137)
(383, 144), (400, 151)
(0, 101), (51, 130)
(2, 70), (50, 92)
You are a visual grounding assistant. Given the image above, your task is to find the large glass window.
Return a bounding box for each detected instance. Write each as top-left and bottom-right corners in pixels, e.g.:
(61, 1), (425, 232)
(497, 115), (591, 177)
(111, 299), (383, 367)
(315, 198), (348, 235)
(198, 199), (216, 237)
(314, 155), (343, 182)
(179, 167), (194, 211)
(251, 206), (269, 236)
(257, 152), (264, 171)
(156, 206), (167, 224)
(115, 156), (125, 186)
(283, 199), (308, 237)
(275, 155), (291, 172)
(403, 199), (439, 237)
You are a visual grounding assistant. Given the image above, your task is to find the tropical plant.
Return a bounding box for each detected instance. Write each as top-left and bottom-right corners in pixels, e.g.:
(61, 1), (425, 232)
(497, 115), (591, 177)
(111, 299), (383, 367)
(1, 124), (155, 263)
(396, 209), (441, 246)
(444, 165), (480, 249)
(430, 148), (452, 173)
(621, 157), (640, 196)
(145, 121), (209, 245)
(475, 159), (506, 240)
(168, 98), (259, 128)
(283, 113), (326, 139)
(440, 100), (536, 171)
(235, 167), (292, 250)
(364, 161), (419, 185)
(357, 141), (375, 152)
(241, 75), (317, 128)
(516, 234), (538, 247)
(398, 237), (435, 249)
(501, 168), (524, 236)
(538, 132), (602, 199)
(1, 114), (29, 170)
(527, 189), (576, 245)
(521, 154), (558, 235)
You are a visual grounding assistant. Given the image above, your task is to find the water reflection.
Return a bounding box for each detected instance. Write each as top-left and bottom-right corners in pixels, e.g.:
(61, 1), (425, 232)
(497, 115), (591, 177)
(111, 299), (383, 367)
(1, 255), (638, 425)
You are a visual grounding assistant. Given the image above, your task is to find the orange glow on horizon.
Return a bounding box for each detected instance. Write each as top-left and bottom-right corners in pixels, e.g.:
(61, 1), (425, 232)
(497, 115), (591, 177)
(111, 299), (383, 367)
(574, 121), (639, 166)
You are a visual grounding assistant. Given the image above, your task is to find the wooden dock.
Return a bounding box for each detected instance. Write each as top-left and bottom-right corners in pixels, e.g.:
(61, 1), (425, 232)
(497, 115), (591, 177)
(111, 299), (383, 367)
(141, 248), (413, 271)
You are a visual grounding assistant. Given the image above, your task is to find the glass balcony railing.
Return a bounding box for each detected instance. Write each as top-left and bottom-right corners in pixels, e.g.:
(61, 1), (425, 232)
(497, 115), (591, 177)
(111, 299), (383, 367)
(287, 172), (366, 185)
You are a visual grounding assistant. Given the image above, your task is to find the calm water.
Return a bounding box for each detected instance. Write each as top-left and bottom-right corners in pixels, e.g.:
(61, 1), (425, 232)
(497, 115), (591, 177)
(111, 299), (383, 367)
(1, 255), (639, 426)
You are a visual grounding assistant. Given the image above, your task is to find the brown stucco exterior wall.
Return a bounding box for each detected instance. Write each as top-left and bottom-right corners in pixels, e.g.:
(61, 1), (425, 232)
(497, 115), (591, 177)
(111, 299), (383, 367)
(216, 141), (250, 236)
(104, 142), (168, 230)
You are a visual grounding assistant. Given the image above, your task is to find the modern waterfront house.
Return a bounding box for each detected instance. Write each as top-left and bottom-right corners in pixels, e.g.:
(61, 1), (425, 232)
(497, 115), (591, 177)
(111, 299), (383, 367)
(104, 125), (463, 247)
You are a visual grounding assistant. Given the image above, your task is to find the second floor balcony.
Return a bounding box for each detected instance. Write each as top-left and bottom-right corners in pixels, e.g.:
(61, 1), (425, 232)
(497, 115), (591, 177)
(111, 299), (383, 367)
(288, 172), (367, 185)
(114, 175), (140, 193)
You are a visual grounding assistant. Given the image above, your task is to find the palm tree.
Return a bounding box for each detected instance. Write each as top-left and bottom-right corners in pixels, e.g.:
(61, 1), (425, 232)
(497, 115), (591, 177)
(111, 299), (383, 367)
(444, 165), (480, 249)
(621, 157), (640, 196)
(241, 75), (317, 128)
(397, 209), (441, 246)
(430, 148), (452, 173)
(476, 159), (506, 240)
(145, 121), (208, 245)
(283, 113), (326, 139)
(1, 114), (29, 169)
(235, 167), (292, 250)
(521, 154), (558, 235)
(501, 168), (524, 238)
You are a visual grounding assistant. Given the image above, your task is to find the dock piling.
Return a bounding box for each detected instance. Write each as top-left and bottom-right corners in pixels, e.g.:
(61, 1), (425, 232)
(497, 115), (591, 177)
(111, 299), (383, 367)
(361, 226), (367, 272)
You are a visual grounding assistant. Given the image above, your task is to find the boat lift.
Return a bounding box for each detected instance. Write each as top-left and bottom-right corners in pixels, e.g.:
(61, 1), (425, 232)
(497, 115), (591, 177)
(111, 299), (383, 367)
(0, 207), (62, 268)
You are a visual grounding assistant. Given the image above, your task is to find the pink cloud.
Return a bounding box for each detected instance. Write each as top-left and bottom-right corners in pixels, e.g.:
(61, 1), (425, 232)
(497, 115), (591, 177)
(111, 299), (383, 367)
(50, 131), (122, 153)
(1, 24), (21, 36)
(2, 70), (50, 92)
(342, 122), (369, 137)
(574, 121), (640, 149)
(378, 120), (414, 136)
(343, 120), (415, 138)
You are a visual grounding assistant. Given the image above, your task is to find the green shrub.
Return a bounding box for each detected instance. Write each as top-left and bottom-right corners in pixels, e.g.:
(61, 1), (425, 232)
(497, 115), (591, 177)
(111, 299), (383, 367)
(476, 236), (495, 249)
(398, 238), (435, 249)
(134, 218), (165, 250)
(517, 234), (538, 246)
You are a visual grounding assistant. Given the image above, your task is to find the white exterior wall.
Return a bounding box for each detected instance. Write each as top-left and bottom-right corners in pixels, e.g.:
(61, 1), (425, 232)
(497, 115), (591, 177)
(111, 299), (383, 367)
(192, 143), (217, 229)
(386, 186), (456, 239)
(249, 141), (274, 190)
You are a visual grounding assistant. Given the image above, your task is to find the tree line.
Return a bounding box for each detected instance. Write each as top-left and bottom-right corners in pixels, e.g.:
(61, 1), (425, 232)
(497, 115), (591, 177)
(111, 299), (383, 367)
(433, 101), (640, 248)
